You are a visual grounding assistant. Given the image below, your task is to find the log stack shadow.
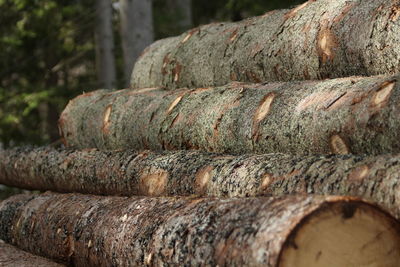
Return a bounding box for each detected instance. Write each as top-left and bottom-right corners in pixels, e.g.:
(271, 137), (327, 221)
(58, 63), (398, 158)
(2, 0), (400, 265)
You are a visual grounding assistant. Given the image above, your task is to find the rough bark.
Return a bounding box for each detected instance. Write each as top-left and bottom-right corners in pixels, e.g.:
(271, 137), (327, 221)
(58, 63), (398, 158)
(0, 240), (64, 266)
(3, 146), (400, 218)
(131, 0), (400, 89)
(0, 193), (399, 266)
(95, 0), (117, 89)
(60, 74), (400, 155)
(119, 0), (154, 87)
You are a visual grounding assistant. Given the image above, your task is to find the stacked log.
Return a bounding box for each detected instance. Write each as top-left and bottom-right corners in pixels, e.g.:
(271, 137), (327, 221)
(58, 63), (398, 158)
(1, 146), (400, 218)
(0, 240), (64, 266)
(2, 1), (400, 265)
(131, 0), (400, 89)
(1, 193), (399, 266)
(59, 75), (400, 155)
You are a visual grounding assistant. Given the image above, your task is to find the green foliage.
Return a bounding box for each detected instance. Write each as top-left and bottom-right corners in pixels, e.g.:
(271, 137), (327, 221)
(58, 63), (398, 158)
(0, 0), (97, 147)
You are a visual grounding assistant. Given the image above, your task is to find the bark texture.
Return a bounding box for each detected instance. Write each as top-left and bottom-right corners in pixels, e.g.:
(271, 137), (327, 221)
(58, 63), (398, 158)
(2, 146), (400, 218)
(131, 0), (400, 89)
(0, 193), (398, 266)
(0, 240), (64, 266)
(60, 75), (400, 155)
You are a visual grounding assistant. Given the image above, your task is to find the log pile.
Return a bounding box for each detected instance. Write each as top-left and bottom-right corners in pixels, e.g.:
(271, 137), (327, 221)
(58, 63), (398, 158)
(2, 0), (400, 265)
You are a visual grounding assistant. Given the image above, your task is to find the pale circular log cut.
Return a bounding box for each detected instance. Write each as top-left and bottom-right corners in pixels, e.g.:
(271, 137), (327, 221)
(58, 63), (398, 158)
(278, 201), (400, 266)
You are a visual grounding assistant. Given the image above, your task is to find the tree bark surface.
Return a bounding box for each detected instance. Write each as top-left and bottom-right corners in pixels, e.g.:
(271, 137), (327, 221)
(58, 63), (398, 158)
(0, 193), (399, 266)
(131, 0), (400, 89)
(0, 240), (64, 266)
(2, 146), (400, 218)
(60, 75), (400, 155)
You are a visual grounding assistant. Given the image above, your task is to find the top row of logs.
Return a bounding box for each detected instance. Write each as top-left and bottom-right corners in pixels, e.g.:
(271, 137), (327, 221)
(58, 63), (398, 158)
(131, 0), (400, 89)
(57, 0), (400, 155)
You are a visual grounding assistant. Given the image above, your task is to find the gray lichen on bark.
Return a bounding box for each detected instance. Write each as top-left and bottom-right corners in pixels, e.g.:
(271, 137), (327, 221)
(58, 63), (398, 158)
(0, 193), (398, 266)
(131, 0), (400, 89)
(60, 75), (400, 155)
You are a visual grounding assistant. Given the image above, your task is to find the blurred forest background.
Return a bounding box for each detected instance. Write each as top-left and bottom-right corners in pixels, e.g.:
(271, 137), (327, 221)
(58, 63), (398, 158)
(0, 0), (305, 149)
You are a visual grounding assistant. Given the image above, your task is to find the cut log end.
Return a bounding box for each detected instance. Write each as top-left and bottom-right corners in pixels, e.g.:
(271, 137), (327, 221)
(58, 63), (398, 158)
(279, 200), (400, 267)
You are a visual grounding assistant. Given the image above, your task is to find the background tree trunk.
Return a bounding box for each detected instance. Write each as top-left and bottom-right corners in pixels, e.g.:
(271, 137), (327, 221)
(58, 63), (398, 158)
(1, 193), (399, 266)
(2, 146), (400, 218)
(167, 0), (192, 32)
(95, 0), (117, 89)
(119, 0), (154, 87)
(59, 75), (400, 155)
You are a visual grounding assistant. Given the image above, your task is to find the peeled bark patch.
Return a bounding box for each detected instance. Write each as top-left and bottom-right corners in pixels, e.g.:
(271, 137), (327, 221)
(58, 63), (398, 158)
(60, 75), (400, 155)
(131, 0), (400, 89)
(371, 81), (395, 108)
(0, 193), (399, 266)
(102, 105), (112, 134)
(329, 134), (350, 154)
(195, 165), (213, 194)
(0, 240), (64, 266)
(3, 146), (400, 218)
(139, 169), (168, 196)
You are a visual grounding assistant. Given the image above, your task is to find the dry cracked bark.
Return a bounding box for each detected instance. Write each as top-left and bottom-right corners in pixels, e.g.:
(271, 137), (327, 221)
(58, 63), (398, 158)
(2, 146), (400, 218)
(131, 0), (400, 89)
(60, 74), (400, 155)
(0, 193), (399, 266)
(0, 240), (64, 266)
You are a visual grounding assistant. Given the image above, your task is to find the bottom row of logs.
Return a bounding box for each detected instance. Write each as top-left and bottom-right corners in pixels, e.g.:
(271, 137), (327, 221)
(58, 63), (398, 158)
(0, 192), (400, 266)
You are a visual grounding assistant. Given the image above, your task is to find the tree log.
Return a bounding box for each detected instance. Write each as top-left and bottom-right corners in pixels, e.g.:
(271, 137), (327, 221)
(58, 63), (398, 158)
(0, 193), (399, 266)
(0, 240), (64, 266)
(60, 75), (400, 155)
(131, 0), (400, 89)
(2, 146), (400, 218)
